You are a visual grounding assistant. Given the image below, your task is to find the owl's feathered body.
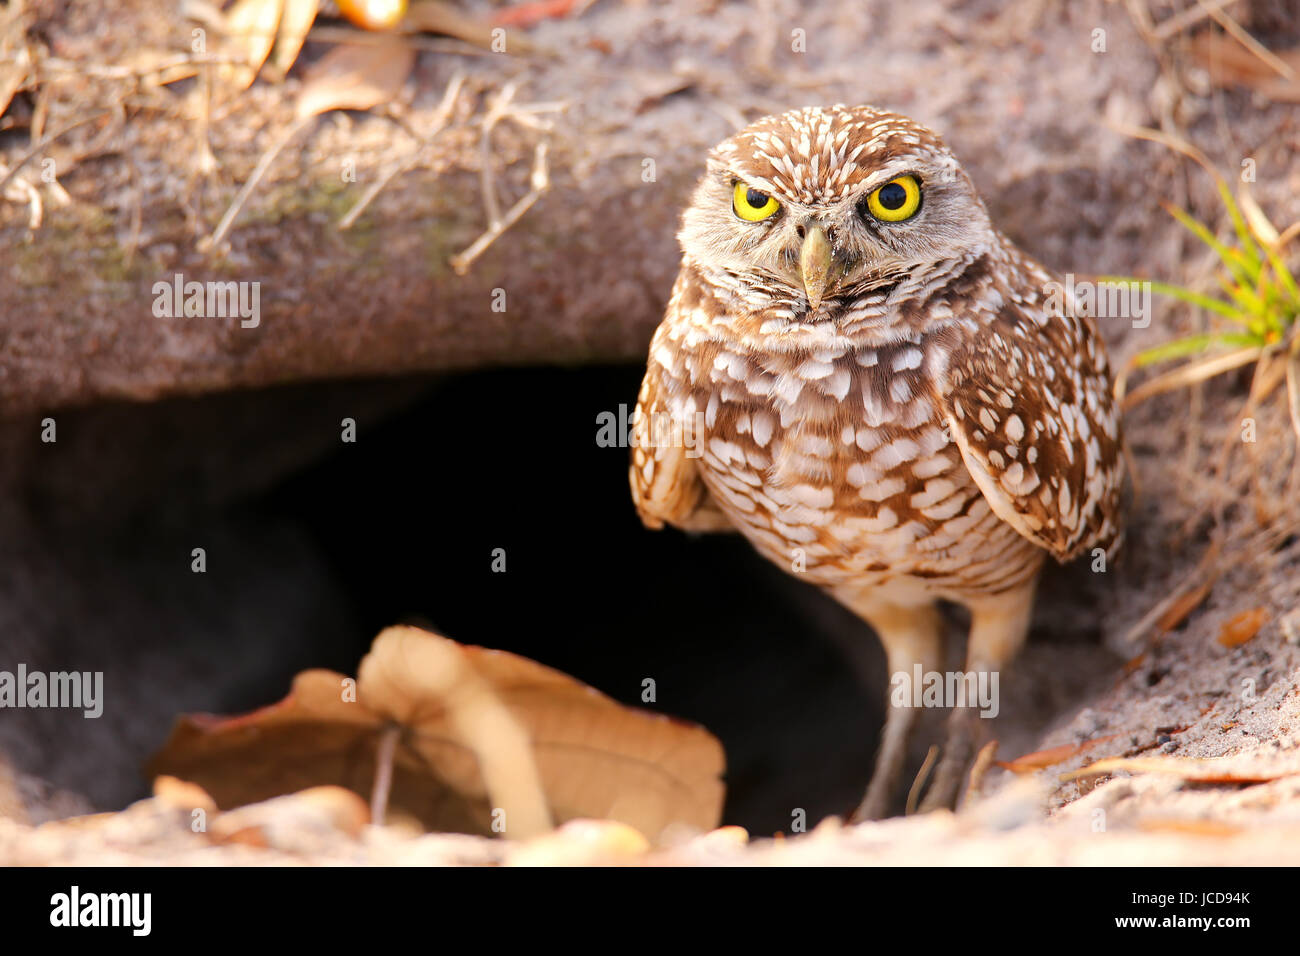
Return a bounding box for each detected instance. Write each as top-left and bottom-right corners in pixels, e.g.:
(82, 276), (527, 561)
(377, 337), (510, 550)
(631, 105), (1124, 818)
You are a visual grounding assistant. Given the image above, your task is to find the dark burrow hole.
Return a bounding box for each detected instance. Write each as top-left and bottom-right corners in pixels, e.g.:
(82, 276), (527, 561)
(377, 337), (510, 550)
(4, 365), (1119, 833)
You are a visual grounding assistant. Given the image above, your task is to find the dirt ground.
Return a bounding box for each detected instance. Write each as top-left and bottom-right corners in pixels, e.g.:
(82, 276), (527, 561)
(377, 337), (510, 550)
(2, 0), (1300, 863)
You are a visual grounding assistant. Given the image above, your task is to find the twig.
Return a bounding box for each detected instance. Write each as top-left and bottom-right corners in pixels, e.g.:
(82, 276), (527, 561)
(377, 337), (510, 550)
(32, 52), (246, 80)
(338, 71), (466, 231)
(1103, 120), (1223, 187)
(1116, 538), (1222, 653)
(1152, 0), (1242, 41)
(449, 140), (550, 275)
(0, 108), (114, 197)
(306, 24), (517, 57)
(0, 167), (40, 229)
(369, 724), (401, 826)
(1197, 0), (1296, 81)
(1121, 347), (1262, 410)
(202, 114), (314, 252)
(478, 82), (519, 229)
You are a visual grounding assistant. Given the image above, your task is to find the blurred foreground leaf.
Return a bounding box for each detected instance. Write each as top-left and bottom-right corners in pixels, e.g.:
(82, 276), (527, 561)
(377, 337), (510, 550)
(148, 625), (725, 842)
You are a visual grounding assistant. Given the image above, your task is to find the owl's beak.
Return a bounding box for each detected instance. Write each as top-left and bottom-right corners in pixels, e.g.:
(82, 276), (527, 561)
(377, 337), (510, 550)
(799, 223), (837, 311)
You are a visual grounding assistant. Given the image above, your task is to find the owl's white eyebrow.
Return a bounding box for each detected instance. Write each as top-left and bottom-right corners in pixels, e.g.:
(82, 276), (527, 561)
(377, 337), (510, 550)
(859, 167), (923, 193)
(726, 172), (780, 194)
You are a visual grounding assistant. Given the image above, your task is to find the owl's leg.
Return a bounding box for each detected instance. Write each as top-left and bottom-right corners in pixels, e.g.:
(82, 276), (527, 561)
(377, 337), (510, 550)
(845, 600), (944, 822)
(918, 578), (1038, 812)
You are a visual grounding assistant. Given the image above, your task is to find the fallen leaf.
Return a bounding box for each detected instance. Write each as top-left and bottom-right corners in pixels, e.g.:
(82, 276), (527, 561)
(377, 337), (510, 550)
(272, 0), (320, 75)
(1137, 818), (1244, 837)
(148, 626), (725, 842)
(633, 77), (695, 115)
(294, 38), (415, 118)
(1121, 652), (1147, 676)
(998, 733), (1122, 773)
(1218, 607), (1268, 647)
(1155, 578), (1213, 633)
(406, 0), (533, 53)
(0, 30), (32, 122)
(491, 0), (575, 29)
(1190, 31), (1300, 102)
(220, 0), (286, 90)
(1061, 755), (1300, 784)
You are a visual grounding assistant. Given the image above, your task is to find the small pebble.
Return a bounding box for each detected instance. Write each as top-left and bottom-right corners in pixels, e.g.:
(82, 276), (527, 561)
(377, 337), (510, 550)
(506, 819), (650, 866)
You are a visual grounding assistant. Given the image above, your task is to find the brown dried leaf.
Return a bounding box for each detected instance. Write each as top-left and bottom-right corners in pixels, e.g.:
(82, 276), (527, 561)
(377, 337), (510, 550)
(1189, 31), (1300, 102)
(147, 668), (379, 805)
(359, 625), (552, 837)
(220, 0), (286, 90)
(492, 0), (576, 29)
(294, 38), (415, 119)
(406, 0), (533, 53)
(1218, 607), (1268, 647)
(148, 626), (725, 842)
(1155, 578), (1213, 633)
(1137, 818), (1244, 837)
(998, 733), (1122, 773)
(0, 25), (31, 121)
(1061, 755), (1300, 784)
(272, 0), (320, 75)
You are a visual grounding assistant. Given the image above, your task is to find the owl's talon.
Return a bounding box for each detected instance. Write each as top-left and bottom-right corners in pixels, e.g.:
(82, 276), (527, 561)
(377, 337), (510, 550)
(918, 707), (979, 813)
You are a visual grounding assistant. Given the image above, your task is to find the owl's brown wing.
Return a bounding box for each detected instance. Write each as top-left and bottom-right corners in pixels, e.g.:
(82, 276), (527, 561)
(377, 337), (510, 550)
(933, 292), (1125, 563)
(629, 331), (733, 533)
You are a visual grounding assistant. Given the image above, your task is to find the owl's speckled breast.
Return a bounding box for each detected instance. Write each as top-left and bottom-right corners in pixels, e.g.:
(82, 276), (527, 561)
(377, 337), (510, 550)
(652, 288), (1043, 601)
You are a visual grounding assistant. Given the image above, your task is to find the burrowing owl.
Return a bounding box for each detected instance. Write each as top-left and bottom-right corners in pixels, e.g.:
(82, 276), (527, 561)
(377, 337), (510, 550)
(630, 105), (1124, 820)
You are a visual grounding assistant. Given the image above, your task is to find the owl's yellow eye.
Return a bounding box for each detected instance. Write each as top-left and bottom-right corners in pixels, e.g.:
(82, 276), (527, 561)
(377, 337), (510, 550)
(733, 182), (780, 222)
(865, 175), (922, 222)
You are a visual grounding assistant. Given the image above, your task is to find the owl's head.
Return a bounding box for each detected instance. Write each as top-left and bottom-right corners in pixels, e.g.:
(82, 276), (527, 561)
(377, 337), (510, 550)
(679, 104), (994, 316)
